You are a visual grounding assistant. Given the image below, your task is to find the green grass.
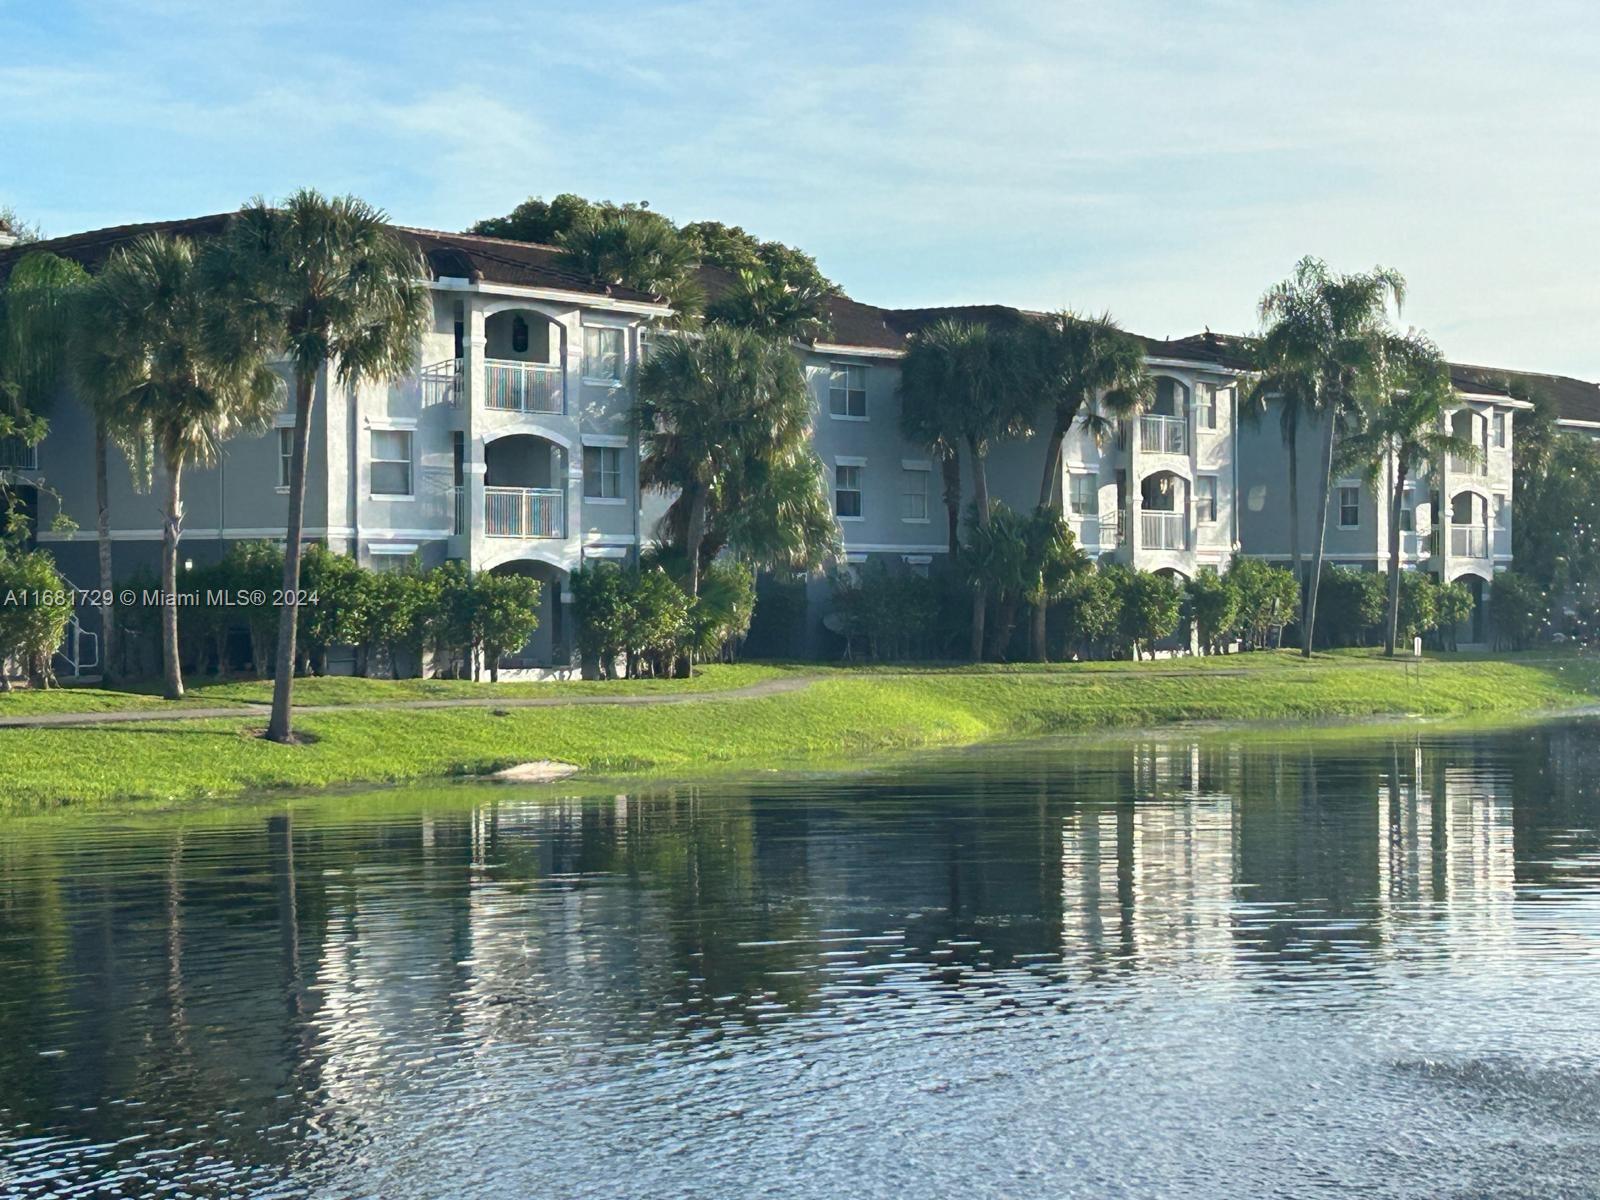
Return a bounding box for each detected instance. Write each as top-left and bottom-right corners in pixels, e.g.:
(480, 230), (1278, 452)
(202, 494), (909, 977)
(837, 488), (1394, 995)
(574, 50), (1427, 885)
(1, 650), (1598, 814)
(0, 662), (786, 714)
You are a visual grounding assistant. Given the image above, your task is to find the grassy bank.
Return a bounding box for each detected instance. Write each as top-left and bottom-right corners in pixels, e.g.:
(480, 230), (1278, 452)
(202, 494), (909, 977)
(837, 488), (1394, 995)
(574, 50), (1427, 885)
(2, 651), (1598, 813)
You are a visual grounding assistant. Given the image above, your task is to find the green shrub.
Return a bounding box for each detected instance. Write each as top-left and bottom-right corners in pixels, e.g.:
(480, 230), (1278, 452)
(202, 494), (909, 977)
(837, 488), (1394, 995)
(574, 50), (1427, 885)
(1489, 570), (1548, 649)
(1229, 557), (1299, 650)
(0, 549), (73, 688)
(1186, 569), (1239, 655)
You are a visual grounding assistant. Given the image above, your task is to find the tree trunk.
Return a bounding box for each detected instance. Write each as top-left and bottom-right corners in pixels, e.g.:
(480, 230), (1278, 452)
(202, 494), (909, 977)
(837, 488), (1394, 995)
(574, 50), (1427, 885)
(160, 452), (184, 701)
(268, 374), (316, 743)
(940, 446), (961, 559)
(1030, 599), (1049, 663)
(1301, 410), (1338, 658)
(1030, 409), (1073, 664)
(1285, 420), (1303, 631)
(94, 419), (119, 684)
(679, 485), (708, 678)
(1384, 459), (1407, 657)
(968, 437), (990, 662)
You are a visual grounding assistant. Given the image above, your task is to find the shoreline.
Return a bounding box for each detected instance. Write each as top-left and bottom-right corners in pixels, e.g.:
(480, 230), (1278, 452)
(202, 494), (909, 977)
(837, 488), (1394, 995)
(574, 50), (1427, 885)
(2, 651), (1599, 815)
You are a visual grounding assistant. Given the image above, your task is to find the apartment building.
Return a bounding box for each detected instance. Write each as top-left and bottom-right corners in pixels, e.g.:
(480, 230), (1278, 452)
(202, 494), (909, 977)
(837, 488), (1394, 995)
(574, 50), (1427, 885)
(7, 211), (1589, 664)
(1236, 363), (1524, 645)
(0, 218), (668, 672)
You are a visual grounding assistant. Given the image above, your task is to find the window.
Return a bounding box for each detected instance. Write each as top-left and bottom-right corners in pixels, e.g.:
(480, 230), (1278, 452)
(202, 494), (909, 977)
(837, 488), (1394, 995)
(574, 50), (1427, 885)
(828, 363), (867, 419)
(1069, 472), (1099, 517)
(1493, 410), (1507, 449)
(370, 429), (413, 497)
(903, 555), (932, 578)
(277, 426), (294, 489)
(583, 325), (624, 382)
(1400, 505), (1414, 533)
(1196, 475), (1218, 523)
(835, 464), (863, 519)
(584, 446), (623, 500)
(1494, 492), (1509, 530)
(1338, 486), (1360, 528)
(1196, 383), (1218, 430)
(901, 466), (929, 522)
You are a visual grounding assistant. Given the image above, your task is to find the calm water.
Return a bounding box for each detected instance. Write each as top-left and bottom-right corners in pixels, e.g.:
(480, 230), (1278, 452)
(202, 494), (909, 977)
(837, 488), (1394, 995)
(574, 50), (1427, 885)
(3, 723), (1600, 1198)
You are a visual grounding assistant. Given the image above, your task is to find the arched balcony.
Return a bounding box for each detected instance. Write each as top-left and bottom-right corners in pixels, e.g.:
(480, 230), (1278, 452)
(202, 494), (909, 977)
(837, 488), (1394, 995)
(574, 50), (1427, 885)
(1139, 470), (1189, 551)
(1449, 490), (1488, 560)
(484, 434), (567, 540)
(1139, 377), (1190, 456)
(483, 308), (565, 416)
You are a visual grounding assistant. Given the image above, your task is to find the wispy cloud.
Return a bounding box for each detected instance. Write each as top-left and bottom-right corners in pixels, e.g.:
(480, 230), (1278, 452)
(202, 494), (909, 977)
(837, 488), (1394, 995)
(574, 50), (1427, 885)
(3, 0), (1597, 374)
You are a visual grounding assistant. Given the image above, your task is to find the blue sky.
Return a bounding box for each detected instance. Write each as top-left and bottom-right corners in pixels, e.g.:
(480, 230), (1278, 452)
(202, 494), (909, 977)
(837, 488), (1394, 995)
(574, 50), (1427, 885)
(5, 0), (1598, 376)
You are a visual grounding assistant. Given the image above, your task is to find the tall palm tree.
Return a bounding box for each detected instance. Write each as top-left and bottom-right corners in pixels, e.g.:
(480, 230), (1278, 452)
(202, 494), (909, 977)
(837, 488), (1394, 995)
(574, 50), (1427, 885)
(76, 234), (280, 699)
(634, 325), (835, 605)
(210, 190), (427, 742)
(1240, 363), (1315, 631)
(1256, 257), (1405, 656)
(900, 319), (1032, 659)
(558, 208), (703, 322)
(705, 266), (832, 341)
(1337, 333), (1477, 656)
(1023, 312), (1150, 658)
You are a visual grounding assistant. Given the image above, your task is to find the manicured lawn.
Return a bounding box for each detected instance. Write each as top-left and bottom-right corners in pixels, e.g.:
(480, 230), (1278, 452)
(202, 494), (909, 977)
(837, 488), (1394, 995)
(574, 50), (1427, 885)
(1, 650), (1598, 813)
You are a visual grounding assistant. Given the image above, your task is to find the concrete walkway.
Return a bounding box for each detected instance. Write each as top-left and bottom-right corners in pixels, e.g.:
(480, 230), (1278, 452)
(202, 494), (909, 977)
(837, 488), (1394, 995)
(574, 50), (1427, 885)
(0, 674), (819, 729)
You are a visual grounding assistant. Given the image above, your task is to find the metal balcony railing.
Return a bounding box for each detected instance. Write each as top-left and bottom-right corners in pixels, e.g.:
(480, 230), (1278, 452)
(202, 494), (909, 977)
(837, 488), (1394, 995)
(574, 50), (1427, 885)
(1451, 526), (1487, 558)
(1139, 414), (1187, 455)
(485, 360), (564, 415)
(0, 436), (39, 470)
(420, 358), (463, 408)
(1140, 510), (1188, 551)
(485, 486), (564, 539)
(450, 485), (466, 536)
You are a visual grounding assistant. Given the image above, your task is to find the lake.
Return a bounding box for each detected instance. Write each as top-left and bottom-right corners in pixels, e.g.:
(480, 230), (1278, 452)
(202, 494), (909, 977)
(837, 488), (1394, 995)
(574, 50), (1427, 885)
(3, 721), (1600, 1198)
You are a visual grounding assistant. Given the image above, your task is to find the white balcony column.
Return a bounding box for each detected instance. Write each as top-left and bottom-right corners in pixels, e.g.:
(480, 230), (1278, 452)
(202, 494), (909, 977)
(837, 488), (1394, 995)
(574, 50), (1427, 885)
(462, 304), (488, 568)
(564, 449), (582, 542)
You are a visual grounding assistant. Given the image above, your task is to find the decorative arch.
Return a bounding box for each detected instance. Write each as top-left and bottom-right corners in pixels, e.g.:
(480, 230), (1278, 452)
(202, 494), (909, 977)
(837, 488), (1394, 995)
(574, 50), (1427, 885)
(480, 297), (573, 324)
(480, 425), (574, 453)
(476, 544), (578, 574)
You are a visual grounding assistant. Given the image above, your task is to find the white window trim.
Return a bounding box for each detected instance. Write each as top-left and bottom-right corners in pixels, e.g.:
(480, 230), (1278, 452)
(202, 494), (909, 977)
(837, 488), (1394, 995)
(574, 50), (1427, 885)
(900, 461), (932, 524)
(826, 362), (869, 422)
(835, 459), (865, 523)
(581, 323), (627, 387)
(368, 542), (420, 556)
(582, 444), (626, 504)
(581, 433), (631, 448)
(369, 427), (416, 501)
(1196, 475), (1219, 524)
(1338, 486), (1361, 529)
(275, 426), (295, 494)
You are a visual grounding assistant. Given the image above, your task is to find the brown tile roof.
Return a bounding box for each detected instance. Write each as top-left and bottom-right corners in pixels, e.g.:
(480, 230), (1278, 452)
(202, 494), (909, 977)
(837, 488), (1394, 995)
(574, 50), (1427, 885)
(1449, 362), (1600, 425)
(0, 216), (664, 305)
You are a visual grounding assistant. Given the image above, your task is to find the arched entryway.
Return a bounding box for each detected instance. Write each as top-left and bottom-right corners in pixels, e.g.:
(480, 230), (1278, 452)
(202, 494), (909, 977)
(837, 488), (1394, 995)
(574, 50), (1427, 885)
(1455, 572), (1489, 647)
(489, 559), (570, 671)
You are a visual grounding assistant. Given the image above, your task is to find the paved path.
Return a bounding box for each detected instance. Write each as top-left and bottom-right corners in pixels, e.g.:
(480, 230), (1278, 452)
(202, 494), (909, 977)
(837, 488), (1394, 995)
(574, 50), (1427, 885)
(0, 675), (819, 729)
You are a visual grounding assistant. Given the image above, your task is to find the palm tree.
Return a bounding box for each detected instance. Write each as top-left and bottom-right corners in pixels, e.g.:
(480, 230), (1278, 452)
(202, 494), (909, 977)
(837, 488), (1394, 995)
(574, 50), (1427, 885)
(1256, 257), (1405, 656)
(1023, 312), (1150, 658)
(705, 266), (832, 341)
(634, 325), (835, 606)
(76, 234), (280, 699)
(558, 207), (703, 321)
(900, 319), (1032, 659)
(1337, 333), (1477, 655)
(210, 191), (427, 742)
(1240, 360), (1315, 631)
(0, 250), (82, 508)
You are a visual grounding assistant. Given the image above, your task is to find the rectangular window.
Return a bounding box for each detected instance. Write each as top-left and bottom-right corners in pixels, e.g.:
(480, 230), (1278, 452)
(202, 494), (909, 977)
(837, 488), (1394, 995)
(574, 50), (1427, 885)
(1493, 410), (1507, 448)
(835, 464), (863, 519)
(1069, 472), (1099, 517)
(1196, 475), (1218, 523)
(1494, 492), (1509, 530)
(828, 363), (868, 419)
(1339, 486), (1360, 528)
(584, 446), (623, 500)
(1196, 383), (1218, 430)
(582, 326), (624, 382)
(277, 426), (294, 489)
(370, 429), (413, 497)
(900, 467), (929, 521)
(1400, 505), (1414, 533)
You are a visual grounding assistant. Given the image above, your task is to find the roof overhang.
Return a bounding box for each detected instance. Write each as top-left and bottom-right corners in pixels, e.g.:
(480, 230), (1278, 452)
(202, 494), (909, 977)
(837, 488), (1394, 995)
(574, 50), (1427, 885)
(427, 277), (672, 317)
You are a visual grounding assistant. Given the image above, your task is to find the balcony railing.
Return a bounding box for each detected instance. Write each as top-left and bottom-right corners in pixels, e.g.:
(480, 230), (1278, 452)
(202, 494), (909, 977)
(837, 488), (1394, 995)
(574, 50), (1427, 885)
(1140, 510), (1187, 551)
(420, 358), (463, 408)
(450, 485), (466, 536)
(1451, 526), (1487, 558)
(485, 359), (564, 415)
(1139, 414), (1187, 455)
(485, 486), (564, 539)
(0, 436), (38, 470)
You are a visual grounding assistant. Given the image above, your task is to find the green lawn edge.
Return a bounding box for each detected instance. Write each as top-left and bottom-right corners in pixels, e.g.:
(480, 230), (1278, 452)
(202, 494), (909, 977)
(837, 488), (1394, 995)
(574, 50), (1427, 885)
(2, 651), (1598, 814)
